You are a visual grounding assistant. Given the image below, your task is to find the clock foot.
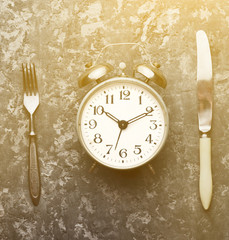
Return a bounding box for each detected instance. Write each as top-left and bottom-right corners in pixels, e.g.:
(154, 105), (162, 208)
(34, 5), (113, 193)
(89, 162), (97, 173)
(148, 164), (156, 175)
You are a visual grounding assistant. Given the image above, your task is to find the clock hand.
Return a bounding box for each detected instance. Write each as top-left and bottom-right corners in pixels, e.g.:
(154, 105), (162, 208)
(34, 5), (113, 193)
(127, 106), (154, 124)
(127, 112), (149, 124)
(115, 129), (123, 150)
(114, 120), (128, 150)
(104, 111), (119, 123)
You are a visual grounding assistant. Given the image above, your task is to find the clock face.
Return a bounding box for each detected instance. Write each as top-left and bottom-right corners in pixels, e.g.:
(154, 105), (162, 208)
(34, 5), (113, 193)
(77, 77), (169, 169)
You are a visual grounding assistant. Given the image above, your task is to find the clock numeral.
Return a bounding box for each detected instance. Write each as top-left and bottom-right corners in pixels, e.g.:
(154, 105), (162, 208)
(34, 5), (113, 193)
(134, 145), (142, 155)
(150, 120), (157, 130)
(120, 90), (130, 100)
(89, 119), (97, 129)
(94, 133), (103, 144)
(93, 105), (104, 115)
(106, 144), (113, 154)
(146, 106), (153, 113)
(119, 148), (127, 158)
(145, 134), (153, 144)
(106, 94), (114, 104)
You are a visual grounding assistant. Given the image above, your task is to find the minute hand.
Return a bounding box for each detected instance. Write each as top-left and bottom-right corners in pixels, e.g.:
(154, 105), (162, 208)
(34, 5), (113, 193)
(127, 112), (149, 124)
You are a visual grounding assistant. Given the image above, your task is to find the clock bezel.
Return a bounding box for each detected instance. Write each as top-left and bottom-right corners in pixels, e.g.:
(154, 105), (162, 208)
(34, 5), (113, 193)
(76, 77), (169, 170)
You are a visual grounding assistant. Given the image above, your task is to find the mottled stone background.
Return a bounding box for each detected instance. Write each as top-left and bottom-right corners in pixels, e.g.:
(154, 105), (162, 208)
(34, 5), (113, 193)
(1, 0), (229, 239)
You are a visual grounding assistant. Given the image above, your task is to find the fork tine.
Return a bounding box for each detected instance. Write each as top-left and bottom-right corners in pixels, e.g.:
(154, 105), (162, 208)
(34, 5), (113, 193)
(22, 63), (27, 95)
(32, 63), (38, 94)
(22, 63), (30, 96)
(26, 64), (32, 96)
(29, 64), (35, 95)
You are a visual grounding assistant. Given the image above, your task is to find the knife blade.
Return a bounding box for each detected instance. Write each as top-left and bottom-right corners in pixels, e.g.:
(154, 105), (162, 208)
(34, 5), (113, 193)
(196, 30), (213, 210)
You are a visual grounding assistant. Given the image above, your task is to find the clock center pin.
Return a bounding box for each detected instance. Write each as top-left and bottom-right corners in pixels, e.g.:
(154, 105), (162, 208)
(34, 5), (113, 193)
(118, 120), (128, 130)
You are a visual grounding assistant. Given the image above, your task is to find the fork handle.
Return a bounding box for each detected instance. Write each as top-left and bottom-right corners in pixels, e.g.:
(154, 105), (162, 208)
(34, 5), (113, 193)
(29, 135), (41, 206)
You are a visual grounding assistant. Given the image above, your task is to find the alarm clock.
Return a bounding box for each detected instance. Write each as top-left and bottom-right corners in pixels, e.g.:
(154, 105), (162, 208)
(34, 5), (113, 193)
(76, 44), (169, 170)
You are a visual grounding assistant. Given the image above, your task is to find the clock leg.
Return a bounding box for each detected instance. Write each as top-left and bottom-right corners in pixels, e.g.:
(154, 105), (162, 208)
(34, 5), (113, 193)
(89, 162), (97, 173)
(148, 164), (156, 175)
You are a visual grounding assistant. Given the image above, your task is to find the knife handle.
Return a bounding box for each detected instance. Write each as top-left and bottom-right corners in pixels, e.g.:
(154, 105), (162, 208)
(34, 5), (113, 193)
(29, 135), (41, 206)
(199, 137), (212, 210)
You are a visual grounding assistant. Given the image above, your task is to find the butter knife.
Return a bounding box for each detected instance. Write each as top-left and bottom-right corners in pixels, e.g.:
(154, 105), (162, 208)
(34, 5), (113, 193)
(196, 30), (213, 210)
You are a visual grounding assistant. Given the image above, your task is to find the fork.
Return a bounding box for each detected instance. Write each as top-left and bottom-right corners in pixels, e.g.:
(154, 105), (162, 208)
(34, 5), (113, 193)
(22, 63), (41, 206)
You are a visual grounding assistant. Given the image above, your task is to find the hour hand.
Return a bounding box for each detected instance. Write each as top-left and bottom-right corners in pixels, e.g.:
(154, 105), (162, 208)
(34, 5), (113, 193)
(104, 111), (119, 123)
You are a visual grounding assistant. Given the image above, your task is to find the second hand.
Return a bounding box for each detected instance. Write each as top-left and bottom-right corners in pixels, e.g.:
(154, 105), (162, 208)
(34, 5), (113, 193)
(115, 129), (123, 150)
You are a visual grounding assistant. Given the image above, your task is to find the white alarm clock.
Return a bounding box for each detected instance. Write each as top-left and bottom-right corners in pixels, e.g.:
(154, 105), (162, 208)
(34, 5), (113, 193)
(76, 44), (169, 170)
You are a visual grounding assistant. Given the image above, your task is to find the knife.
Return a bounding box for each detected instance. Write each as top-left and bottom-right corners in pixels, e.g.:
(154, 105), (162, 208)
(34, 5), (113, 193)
(196, 30), (213, 210)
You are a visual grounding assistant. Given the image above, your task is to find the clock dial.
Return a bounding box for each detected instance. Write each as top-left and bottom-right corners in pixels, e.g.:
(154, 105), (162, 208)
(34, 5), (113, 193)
(77, 77), (169, 169)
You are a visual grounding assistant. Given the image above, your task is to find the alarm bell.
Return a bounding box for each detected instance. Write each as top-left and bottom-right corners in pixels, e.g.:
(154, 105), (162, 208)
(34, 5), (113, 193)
(78, 63), (113, 88)
(135, 63), (167, 88)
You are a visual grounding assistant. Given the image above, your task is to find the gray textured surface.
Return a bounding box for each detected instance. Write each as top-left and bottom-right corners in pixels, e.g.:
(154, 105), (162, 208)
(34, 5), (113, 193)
(1, 0), (229, 239)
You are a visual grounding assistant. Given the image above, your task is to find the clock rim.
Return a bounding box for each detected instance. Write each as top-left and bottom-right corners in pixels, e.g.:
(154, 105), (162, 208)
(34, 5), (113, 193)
(76, 76), (169, 170)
